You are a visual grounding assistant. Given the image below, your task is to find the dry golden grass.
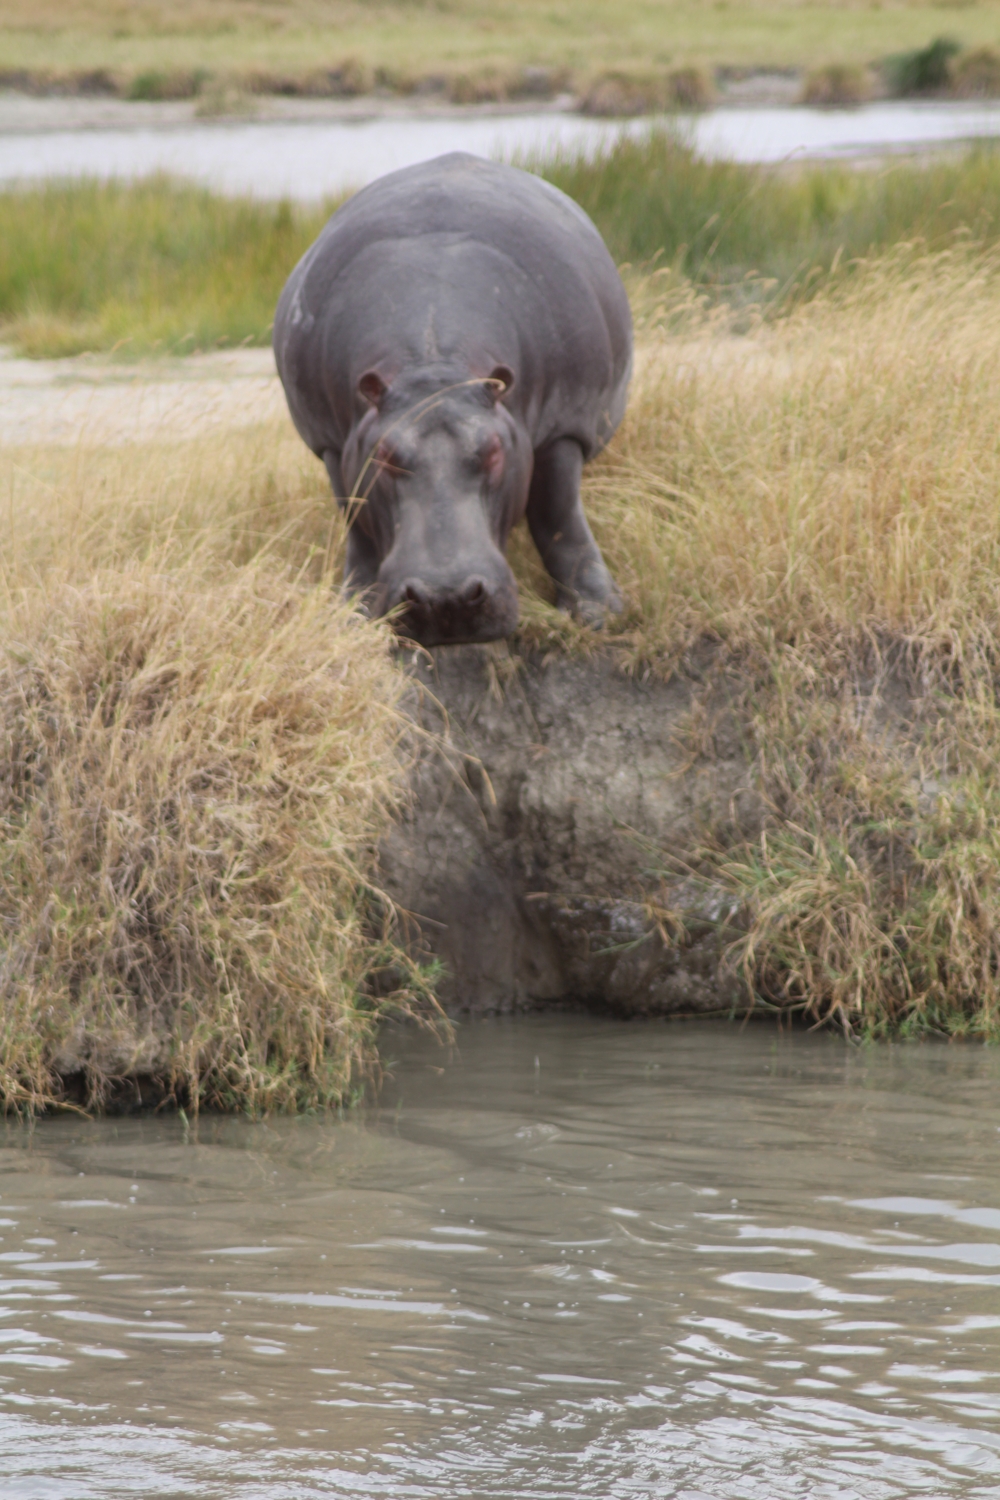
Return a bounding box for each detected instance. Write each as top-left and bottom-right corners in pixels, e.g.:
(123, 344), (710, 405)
(0, 426), (441, 1115)
(572, 247), (1000, 668)
(0, 418), (333, 584)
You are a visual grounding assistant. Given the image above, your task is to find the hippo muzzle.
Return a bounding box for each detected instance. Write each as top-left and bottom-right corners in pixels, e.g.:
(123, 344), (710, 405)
(377, 553), (520, 647)
(341, 376), (529, 647)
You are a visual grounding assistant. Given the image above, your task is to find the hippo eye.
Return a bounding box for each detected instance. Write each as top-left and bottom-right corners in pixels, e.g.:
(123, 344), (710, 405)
(375, 442), (406, 477)
(481, 436), (505, 483)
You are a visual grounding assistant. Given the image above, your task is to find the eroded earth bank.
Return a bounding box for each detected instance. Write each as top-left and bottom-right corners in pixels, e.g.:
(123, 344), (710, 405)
(382, 644), (753, 1020)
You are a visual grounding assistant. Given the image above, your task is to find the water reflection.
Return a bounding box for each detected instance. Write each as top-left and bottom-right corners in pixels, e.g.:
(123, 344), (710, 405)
(1, 1018), (1000, 1497)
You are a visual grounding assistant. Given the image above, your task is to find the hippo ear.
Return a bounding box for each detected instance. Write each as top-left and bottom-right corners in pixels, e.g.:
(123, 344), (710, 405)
(358, 371), (388, 408)
(486, 365), (514, 402)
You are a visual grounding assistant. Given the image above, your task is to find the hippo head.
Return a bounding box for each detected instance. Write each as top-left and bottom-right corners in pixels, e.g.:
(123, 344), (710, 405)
(339, 368), (532, 646)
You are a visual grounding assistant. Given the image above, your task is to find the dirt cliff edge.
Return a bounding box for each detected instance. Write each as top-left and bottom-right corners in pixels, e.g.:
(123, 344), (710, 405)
(380, 645), (755, 1017)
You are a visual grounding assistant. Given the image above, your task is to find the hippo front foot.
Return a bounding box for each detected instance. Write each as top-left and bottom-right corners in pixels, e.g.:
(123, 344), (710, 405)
(556, 582), (624, 630)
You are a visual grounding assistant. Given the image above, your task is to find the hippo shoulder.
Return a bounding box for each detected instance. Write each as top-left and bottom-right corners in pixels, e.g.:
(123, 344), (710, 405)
(322, 153), (600, 250)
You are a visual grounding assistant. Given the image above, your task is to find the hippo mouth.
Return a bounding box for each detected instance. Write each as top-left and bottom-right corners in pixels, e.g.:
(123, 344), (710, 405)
(388, 576), (520, 647)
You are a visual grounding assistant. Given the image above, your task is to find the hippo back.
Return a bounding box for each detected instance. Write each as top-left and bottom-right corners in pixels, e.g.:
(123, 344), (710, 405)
(274, 152), (632, 462)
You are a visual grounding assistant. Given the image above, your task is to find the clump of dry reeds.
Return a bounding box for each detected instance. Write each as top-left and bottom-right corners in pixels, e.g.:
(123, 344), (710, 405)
(513, 246), (1000, 1038)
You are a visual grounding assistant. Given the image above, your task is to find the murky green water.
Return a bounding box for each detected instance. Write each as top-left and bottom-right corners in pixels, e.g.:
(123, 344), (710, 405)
(2, 1017), (1000, 1498)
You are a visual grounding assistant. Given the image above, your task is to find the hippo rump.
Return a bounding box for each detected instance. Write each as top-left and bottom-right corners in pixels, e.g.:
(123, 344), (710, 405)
(273, 151), (633, 646)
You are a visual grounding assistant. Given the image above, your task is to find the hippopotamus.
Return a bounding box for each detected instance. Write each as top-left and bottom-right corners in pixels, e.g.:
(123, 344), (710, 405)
(273, 151), (632, 646)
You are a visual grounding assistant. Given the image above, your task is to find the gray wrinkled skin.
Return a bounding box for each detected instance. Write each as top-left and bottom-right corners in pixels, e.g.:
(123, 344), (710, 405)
(274, 152), (633, 645)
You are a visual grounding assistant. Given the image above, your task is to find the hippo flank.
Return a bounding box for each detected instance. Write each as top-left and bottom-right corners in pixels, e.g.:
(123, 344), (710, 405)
(273, 152), (633, 646)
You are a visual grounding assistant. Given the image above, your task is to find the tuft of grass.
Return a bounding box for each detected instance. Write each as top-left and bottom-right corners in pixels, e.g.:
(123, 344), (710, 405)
(951, 45), (1000, 98)
(0, 560), (432, 1116)
(126, 67), (207, 101)
(579, 67), (714, 116)
(710, 655), (1000, 1041)
(883, 35), (961, 97)
(0, 178), (330, 357)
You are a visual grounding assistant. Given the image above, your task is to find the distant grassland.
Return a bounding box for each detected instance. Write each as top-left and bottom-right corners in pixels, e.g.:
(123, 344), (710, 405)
(6, 0), (1000, 85)
(9, 138), (1000, 356)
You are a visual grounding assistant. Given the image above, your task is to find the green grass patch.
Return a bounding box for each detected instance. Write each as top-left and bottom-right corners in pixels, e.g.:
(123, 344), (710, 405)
(541, 130), (1000, 296)
(0, 177), (330, 357)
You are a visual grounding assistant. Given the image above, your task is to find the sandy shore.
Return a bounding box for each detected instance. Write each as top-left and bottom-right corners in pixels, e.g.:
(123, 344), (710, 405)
(0, 336), (790, 448)
(0, 345), (284, 446)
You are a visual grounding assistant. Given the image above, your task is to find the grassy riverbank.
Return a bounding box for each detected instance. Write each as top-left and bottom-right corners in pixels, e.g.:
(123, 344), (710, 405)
(6, 0), (1000, 99)
(10, 140), (1000, 357)
(7, 147), (1000, 1109)
(0, 425), (440, 1115)
(535, 247), (1000, 1041)
(8, 245), (1000, 1076)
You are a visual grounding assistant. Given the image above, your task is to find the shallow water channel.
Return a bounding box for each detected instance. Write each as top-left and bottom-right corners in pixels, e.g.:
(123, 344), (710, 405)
(6, 101), (1000, 199)
(2, 1017), (1000, 1498)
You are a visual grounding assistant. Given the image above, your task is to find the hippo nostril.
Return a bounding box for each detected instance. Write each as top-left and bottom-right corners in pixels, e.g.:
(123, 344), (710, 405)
(400, 579), (429, 609)
(460, 577), (487, 606)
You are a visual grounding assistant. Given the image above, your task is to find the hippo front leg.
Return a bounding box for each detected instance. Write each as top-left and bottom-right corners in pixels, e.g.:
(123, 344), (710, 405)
(526, 437), (622, 625)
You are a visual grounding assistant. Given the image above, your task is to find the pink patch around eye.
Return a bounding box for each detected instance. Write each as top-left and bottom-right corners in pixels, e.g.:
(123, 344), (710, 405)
(484, 438), (505, 482)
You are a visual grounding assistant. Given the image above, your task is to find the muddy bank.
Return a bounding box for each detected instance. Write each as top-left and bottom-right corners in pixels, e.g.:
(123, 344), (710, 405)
(381, 645), (755, 1019)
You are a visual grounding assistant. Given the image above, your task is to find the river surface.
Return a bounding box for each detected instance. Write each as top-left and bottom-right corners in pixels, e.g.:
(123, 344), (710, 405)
(5, 101), (1000, 198)
(2, 1017), (1000, 1498)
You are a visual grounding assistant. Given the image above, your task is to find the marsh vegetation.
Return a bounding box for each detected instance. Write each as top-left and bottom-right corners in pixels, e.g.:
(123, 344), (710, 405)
(12, 137), (1000, 356)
